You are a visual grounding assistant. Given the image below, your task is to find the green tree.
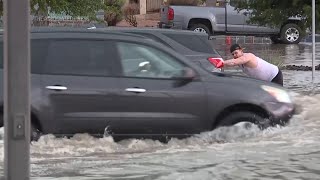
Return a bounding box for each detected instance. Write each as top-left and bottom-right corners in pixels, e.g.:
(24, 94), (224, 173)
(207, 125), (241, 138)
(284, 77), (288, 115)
(1, 0), (124, 24)
(233, 0), (320, 32)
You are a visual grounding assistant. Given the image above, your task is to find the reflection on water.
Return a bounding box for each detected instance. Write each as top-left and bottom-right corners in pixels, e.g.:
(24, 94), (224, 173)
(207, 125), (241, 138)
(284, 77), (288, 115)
(284, 71), (320, 94)
(0, 42), (320, 179)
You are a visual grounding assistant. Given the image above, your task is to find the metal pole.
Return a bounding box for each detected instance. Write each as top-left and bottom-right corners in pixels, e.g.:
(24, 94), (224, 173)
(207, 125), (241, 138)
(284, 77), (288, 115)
(312, 0), (316, 82)
(3, 0), (31, 179)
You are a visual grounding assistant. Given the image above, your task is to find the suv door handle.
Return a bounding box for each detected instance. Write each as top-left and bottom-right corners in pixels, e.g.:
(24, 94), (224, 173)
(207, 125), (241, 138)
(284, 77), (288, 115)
(46, 85), (67, 91)
(125, 88), (146, 93)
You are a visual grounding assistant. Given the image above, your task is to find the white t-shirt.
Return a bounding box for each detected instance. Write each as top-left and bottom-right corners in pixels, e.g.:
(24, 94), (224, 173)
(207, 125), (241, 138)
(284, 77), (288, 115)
(240, 56), (279, 81)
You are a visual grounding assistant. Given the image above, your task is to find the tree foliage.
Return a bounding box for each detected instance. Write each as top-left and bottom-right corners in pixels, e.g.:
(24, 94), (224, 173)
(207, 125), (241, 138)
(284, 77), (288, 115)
(233, 0), (320, 31)
(1, 0), (124, 22)
(104, 0), (125, 26)
(121, 1), (139, 27)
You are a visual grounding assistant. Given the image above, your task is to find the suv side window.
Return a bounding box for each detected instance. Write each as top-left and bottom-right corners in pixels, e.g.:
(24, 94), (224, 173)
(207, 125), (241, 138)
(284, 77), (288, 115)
(44, 40), (115, 76)
(0, 40), (47, 74)
(31, 40), (49, 74)
(117, 42), (186, 79)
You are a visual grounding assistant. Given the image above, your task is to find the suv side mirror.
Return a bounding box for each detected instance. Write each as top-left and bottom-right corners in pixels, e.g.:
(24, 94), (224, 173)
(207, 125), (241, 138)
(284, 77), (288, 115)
(173, 67), (196, 87)
(176, 67), (197, 81)
(182, 67), (196, 79)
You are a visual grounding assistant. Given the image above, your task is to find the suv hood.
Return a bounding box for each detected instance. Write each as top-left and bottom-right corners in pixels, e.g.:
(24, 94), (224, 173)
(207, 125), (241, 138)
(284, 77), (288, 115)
(206, 71), (284, 89)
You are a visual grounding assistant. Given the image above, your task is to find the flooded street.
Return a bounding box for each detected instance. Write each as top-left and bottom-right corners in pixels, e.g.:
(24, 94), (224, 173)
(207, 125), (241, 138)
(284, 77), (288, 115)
(1, 42), (320, 179)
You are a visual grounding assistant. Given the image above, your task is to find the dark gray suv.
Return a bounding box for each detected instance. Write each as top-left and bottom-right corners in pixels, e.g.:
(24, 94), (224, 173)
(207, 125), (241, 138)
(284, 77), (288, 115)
(0, 28), (295, 141)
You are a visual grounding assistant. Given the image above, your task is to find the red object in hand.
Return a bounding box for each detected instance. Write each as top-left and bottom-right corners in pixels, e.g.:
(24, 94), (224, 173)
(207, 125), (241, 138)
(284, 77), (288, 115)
(208, 57), (224, 68)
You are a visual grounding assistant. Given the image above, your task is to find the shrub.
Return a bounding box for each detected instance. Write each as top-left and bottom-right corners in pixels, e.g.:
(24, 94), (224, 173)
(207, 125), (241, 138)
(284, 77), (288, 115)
(104, 0), (125, 26)
(122, 2), (139, 27)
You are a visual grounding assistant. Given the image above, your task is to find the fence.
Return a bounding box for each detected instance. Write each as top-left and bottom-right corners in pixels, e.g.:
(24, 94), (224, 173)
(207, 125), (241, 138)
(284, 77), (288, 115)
(146, 0), (162, 12)
(210, 35), (272, 45)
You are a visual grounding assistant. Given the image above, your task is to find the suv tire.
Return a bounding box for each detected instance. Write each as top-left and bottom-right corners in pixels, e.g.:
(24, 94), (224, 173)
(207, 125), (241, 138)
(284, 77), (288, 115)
(31, 123), (41, 141)
(217, 111), (269, 130)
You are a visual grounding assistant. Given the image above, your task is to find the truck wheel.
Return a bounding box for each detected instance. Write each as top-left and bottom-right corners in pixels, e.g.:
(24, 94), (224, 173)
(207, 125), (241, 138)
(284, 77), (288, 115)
(189, 24), (211, 35)
(280, 23), (302, 44)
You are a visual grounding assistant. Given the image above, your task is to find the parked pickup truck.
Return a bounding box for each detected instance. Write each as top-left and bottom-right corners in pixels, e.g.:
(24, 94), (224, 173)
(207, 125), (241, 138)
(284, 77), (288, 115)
(159, 0), (305, 44)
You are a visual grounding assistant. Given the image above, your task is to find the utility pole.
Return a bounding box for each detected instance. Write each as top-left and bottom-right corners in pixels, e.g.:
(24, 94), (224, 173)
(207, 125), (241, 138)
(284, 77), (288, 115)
(312, 0), (316, 82)
(3, 0), (31, 179)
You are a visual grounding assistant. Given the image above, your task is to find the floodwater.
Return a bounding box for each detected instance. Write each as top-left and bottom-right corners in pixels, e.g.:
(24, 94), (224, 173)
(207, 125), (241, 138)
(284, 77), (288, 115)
(0, 42), (320, 180)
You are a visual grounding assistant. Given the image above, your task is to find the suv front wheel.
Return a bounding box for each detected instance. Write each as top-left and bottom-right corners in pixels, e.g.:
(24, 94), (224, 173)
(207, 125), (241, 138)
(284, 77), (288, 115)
(217, 111), (270, 130)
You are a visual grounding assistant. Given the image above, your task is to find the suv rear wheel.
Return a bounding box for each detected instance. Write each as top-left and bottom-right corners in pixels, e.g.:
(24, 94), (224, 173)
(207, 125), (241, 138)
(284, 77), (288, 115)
(31, 123), (41, 141)
(0, 113), (41, 141)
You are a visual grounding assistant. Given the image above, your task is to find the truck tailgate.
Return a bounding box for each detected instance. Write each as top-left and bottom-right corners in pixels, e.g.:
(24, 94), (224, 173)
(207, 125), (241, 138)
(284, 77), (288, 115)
(160, 5), (169, 24)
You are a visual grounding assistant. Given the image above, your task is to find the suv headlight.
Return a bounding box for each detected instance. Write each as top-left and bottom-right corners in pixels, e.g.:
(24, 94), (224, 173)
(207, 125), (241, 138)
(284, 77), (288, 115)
(261, 85), (292, 103)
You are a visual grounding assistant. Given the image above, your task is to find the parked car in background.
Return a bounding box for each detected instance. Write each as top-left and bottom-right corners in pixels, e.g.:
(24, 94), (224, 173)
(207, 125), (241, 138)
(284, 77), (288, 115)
(104, 27), (223, 72)
(0, 28), (295, 142)
(159, 0), (305, 44)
